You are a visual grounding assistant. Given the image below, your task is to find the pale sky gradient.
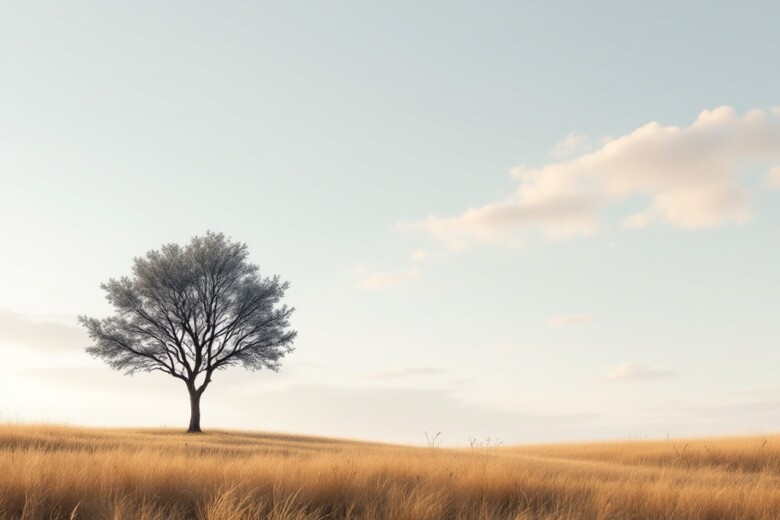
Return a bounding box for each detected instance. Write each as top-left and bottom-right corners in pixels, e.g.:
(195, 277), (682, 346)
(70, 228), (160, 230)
(1, 2), (780, 445)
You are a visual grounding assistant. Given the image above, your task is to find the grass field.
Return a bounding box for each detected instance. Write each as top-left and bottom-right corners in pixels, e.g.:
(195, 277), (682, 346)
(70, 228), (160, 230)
(2, 424), (780, 519)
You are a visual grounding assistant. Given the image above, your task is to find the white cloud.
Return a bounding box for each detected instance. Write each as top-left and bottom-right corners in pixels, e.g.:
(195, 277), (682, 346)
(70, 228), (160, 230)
(411, 107), (780, 247)
(548, 314), (592, 327)
(603, 363), (675, 381)
(365, 366), (444, 379)
(550, 133), (589, 158)
(357, 267), (421, 290)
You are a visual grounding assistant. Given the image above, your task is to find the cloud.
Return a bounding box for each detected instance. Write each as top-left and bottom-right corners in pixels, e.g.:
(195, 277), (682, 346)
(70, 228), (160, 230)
(550, 133), (589, 158)
(365, 366), (445, 380)
(603, 363), (675, 381)
(410, 107), (780, 248)
(357, 267), (421, 290)
(548, 314), (592, 327)
(0, 309), (86, 353)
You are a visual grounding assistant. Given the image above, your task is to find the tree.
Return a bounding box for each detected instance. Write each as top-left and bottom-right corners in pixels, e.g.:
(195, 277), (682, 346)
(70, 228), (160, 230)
(79, 232), (296, 433)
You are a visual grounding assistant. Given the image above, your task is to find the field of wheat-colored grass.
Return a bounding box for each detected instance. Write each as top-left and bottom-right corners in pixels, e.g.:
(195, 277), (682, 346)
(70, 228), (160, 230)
(2, 424), (780, 519)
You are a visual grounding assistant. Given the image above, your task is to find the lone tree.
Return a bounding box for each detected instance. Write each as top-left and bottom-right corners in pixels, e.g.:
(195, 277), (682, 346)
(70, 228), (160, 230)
(79, 232), (296, 433)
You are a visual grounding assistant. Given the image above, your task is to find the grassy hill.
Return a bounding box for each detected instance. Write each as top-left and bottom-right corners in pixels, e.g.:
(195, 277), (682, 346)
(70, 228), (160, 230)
(2, 424), (780, 519)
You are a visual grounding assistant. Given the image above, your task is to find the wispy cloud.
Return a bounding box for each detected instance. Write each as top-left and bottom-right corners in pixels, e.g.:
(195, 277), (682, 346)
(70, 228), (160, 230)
(550, 133), (589, 159)
(357, 267), (421, 291)
(548, 314), (592, 327)
(603, 363), (675, 381)
(0, 309), (86, 353)
(409, 107), (780, 248)
(365, 366), (444, 379)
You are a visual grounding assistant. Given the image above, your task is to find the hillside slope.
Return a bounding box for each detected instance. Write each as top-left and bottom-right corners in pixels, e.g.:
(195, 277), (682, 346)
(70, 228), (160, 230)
(2, 424), (780, 519)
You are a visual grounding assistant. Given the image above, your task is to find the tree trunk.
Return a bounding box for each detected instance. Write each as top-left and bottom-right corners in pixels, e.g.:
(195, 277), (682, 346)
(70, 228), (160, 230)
(187, 388), (202, 433)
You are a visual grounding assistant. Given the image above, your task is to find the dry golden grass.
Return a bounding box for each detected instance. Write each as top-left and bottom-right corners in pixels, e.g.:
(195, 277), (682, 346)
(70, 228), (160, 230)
(2, 424), (780, 519)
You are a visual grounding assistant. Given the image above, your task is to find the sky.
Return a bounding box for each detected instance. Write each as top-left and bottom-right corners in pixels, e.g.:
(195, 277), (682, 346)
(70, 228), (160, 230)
(1, 1), (780, 445)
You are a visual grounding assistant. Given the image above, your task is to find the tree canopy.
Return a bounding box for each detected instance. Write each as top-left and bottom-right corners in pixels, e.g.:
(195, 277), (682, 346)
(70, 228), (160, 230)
(80, 231), (296, 432)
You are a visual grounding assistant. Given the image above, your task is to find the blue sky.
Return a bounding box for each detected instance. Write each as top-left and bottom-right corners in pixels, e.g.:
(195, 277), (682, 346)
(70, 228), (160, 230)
(1, 1), (780, 444)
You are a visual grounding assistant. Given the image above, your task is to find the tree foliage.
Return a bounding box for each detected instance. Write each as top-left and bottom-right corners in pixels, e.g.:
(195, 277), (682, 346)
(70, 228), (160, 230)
(79, 231), (296, 431)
